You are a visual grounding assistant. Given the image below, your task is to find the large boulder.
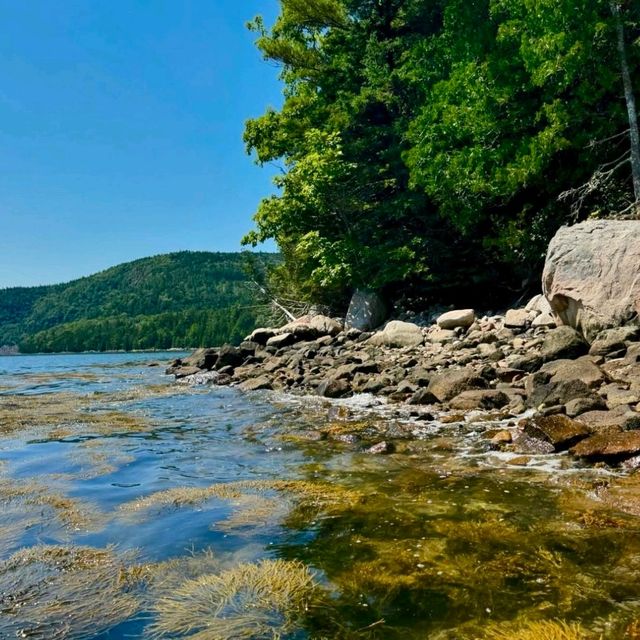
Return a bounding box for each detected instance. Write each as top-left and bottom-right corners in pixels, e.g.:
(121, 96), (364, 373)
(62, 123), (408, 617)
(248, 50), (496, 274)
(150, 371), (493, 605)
(345, 290), (388, 331)
(368, 321), (424, 348)
(543, 220), (640, 341)
(436, 309), (475, 330)
(428, 367), (488, 402)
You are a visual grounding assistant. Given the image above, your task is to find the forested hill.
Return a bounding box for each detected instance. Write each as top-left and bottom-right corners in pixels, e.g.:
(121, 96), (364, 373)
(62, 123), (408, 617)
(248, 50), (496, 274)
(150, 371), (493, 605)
(0, 252), (278, 353)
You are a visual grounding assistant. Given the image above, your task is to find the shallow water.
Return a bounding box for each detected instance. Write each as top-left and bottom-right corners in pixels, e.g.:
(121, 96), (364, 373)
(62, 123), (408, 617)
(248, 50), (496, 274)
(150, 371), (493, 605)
(1, 353), (640, 639)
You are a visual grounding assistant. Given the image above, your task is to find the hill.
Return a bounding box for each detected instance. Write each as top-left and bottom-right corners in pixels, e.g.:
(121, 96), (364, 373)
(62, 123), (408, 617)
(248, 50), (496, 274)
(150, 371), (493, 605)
(0, 251), (278, 353)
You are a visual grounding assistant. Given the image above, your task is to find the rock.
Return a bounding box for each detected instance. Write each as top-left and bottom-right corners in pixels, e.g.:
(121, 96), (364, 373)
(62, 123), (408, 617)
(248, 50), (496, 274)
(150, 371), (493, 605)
(247, 328), (277, 345)
(238, 375), (273, 391)
(368, 320), (424, 348)
(570, 431), (640, 461)
(589, 326), (640, 357)
(309, 315), (342, 336)
(266, 333), (296, 349)
(543, 220), (640, 341)
(575, 406), (640, 432)
(436, 309), (475, 330)
(540, 326), (588, 361)
(172, 365), (202, 379)
(511, 432), (556, 455)
(531, 313), (556, 328)
(504, 308), (530, 330)
(526, 377), (597, 409)
(478, 343), (503, 361)
(525, 294), (552, 315)
(491, 430), (513, 445)
(601, 383), (640, 410)
(361, 375), (393, 394)
(180, 348), (218, 370)
(523, 415), (591, 451)
(506, 353), (543, 373)
(428, 368), (488, 403)
(537, 356), (605, 388)
(407, 388), (438, 405)
(565, 396), (606, 417)
(365, 441), (394, 455)
(214, 345), (244, 370)
(316, 378), (352, 398)
(449, 389), (510, 411)
(345, 289), (388, 331)
(429, 328), (457, 343)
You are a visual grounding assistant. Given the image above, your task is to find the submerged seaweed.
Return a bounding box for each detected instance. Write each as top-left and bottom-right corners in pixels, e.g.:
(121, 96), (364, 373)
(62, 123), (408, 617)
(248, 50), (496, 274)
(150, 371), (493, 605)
(148, 558), (321, 640)
(0, 545), (147, 639)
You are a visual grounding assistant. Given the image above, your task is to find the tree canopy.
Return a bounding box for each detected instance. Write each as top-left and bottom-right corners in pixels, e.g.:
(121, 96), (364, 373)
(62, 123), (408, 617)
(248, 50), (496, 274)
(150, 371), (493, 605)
(244, 0), (640, 308)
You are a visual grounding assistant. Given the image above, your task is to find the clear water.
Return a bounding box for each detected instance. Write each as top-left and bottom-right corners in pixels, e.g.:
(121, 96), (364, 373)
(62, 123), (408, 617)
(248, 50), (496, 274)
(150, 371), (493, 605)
(1, 353), (639, 639)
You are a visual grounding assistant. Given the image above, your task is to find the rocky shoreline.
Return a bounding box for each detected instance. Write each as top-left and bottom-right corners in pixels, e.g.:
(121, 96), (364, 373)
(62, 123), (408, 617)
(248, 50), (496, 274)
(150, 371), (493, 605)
(167, 293), (640, 469)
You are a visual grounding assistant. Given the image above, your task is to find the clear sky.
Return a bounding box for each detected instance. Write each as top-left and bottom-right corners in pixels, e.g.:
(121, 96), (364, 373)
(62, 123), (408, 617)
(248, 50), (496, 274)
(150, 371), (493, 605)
(0, 0), (282, 288)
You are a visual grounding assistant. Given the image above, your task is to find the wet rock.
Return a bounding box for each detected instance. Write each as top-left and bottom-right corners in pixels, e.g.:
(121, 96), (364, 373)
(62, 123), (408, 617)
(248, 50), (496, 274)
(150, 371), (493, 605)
(511, 431), (555, 455)
(523, 414), (591, 451)
(316, 378), (352, 398)
(490, 430), (513, 445)
(436, 309), (475, 330)
(541, 327), (588, 362)
(449, 389), (510, 411)
(428, 368), (488, 402)
(365, 441), (395, 455)
(361, 375), (393, 394)
(368, 320), (424, 348)
(238, 375), (273, 392)
(172, 365), (204, 379)
(570, 431), (640, 461)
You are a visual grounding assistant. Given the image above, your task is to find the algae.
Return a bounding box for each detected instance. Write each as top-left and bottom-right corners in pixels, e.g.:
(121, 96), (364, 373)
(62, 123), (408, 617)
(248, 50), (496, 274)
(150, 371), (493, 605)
(0, 545), (147, 639)
(147, 558), (321, 639)
(481, 619), (592, 639)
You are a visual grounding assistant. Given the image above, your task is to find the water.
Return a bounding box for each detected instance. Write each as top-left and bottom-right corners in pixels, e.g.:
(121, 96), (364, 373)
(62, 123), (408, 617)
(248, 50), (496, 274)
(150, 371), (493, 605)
(1, 353), (640, 639)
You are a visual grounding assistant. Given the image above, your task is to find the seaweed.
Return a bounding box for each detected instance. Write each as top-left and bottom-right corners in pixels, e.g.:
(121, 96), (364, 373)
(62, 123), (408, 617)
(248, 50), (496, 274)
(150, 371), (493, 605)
(0, 545), (147, 639)
(482, 619), (592, 639)
(147, 558), (322, 640)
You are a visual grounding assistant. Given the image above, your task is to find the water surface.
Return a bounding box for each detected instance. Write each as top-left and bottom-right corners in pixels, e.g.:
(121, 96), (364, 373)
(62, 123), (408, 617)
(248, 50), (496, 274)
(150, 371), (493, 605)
(1, 353), (639, 639)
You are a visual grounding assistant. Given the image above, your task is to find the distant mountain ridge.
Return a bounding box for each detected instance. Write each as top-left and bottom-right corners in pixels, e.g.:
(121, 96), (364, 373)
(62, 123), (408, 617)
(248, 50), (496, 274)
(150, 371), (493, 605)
(0, 251), (278, 353)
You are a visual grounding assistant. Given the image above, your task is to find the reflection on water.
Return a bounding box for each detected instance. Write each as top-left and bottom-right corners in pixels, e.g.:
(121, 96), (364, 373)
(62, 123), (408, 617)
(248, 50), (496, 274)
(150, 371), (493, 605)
(0, 352), (640, 639)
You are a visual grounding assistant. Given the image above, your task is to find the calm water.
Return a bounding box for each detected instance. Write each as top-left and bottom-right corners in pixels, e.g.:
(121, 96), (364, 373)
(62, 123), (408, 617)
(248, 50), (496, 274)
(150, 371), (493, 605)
(1, 353), (639, 639)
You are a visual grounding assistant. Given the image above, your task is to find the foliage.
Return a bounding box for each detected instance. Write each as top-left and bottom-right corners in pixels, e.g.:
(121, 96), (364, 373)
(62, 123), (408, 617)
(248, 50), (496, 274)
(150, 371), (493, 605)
(245, 0), (640, 307)
(0, 251), (279, 352)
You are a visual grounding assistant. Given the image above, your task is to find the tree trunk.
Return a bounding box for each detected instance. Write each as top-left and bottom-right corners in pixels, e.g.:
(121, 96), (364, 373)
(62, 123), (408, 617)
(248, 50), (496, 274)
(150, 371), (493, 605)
(612, 1), (640, 214)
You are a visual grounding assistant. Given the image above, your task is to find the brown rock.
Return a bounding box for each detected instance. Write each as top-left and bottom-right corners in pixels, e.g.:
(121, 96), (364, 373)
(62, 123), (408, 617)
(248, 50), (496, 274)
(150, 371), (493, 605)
(449, 389), (510, 411)
(317, 378), (352, 398)
(238, 375), (273, 392)
(523, 414), (591, 451)
(570, 431), (640, 461)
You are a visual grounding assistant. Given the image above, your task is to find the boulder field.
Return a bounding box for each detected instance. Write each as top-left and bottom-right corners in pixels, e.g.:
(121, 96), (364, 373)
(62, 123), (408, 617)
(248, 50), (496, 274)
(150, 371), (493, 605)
(168, 303), (640, 467)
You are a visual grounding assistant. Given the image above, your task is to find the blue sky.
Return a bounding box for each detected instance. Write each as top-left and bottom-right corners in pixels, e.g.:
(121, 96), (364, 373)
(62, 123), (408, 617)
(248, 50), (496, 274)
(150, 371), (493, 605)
(0, 0), (282, 288)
